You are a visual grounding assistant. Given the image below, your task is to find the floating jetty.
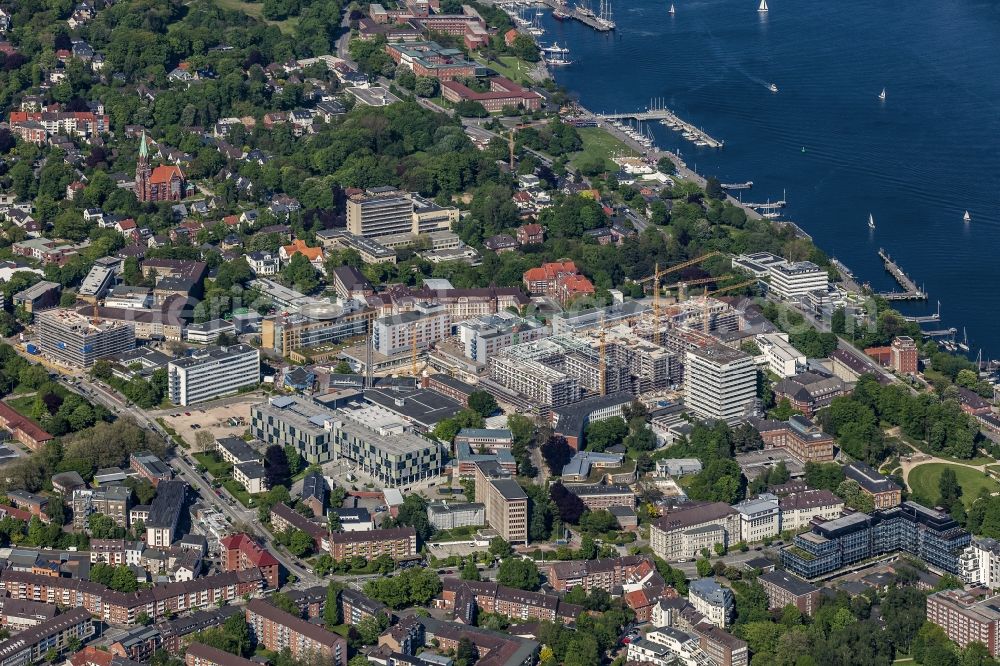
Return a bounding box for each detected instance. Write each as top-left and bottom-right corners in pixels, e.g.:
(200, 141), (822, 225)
(876, 248), (927, 301)
(721, 181), (753, 190)
(598, 106), (723, 148)
(902, 301), (941, 323)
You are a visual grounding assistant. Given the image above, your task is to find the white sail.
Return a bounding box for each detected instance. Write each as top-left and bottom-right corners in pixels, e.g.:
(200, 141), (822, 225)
(879, 88), (886, 100)
(668, 3), (675, 13)
(964, 210), (972, 222)
(868, 213), (875, 229)
(758, 0), (768, 11)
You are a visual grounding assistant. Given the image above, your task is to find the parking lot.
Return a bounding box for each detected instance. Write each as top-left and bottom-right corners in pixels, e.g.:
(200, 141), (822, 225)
(154, 394), (263, 445)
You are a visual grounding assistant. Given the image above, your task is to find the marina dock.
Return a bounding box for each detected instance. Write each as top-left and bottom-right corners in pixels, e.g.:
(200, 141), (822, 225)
(537, 0), (615, 30)
(598, 107), (723, 148)
(876, 248), (927, 301)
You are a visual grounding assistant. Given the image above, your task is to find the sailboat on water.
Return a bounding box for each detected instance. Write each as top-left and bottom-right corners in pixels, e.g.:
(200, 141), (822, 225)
(668, 2), (675, 14)
(964, 210), (972, 223)
(758, 0), (768, 12)
(868, 213), (875, 230)
(878, 88), (886, 101)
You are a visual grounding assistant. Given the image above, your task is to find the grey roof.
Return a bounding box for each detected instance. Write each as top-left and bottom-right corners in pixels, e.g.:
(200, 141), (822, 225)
(169, 344), (256, 368)
(490, 478), (527, 501)
(844, 461), (900, 494)
(235, 462), (266, 480)
(759, 570), (818, 597)
(217, 437), (261, 464)
(147, 480), (186, 529)
(301, 471), (327, 502)
(363, 385), (463, 428)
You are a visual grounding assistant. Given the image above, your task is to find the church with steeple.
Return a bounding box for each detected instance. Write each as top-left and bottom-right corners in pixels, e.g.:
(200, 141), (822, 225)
(135, 131), (186, 202)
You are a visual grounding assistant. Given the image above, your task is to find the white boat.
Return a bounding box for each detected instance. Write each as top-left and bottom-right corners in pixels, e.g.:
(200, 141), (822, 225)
(542, 42), (570, 55)
(868, 213), (875, 230)
(768, 83), (778, 93)
(668, 3), (675, 13)
(878, 88), (886, 101)
(964, 210), (972, 223)
(758, 0), (768, 12)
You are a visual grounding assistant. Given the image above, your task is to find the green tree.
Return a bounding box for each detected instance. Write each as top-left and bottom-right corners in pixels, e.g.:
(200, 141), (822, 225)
(461, 557), (481, 581)
(496, 558), (540, 591)
(468, 391), (499, 418)
(324, 582), (342, 628)
(696, 558), (712, 577)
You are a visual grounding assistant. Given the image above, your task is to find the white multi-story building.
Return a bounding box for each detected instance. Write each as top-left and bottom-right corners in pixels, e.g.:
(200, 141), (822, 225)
(684, 345), (757, 421)
(456, 312), (548, 364)
(167, 344), (260, 406)
(960, 538), (1000, 590)
(644, 628), (716, 666)
(372, 303), (449, 356)
(732, 252), (829, 300)
(488, 356), (580, 409)
(246, 251), (280, 276)
(778, 489), (844, 532)
(755, 332), (806, 378)
(688, 578), (735, 628)
(734, 495), (780, 543)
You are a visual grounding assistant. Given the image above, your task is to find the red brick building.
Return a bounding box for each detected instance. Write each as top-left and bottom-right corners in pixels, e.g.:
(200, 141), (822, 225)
(0, 569), (263, 626)
(926, 589), (1000, 657)
(441, 77), (542, 112)
(186, 642), (257, 666)
(439, 579), (582, 624)
(758, 570), (821, 616)
(543, 555), (655, 593)
(522, 260), (595, 303)
(0, 402), (53, 450)
(135, 132), (185, 202)
(245, 599), (347, 665)
(329, 527), (417, 561)
(890, 336), (918, 374)
(755, 415), (835, 463)
(516, 223), (544, 245)
(220, 534), (280, 588)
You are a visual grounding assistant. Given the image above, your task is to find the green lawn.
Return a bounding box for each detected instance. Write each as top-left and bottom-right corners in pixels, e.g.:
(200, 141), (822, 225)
(222, 478), (254, 507)
(474, 55), (531, 83)
(213, 0), (299, 33)
(907, 462), (999, 508)
(568, 126), (633, 173)
(193, 451), (233, 478)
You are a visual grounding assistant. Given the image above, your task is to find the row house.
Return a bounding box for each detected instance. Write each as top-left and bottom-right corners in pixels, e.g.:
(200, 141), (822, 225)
(0, 568), (263, 626)
(9, 111), (109, 143)
(438, 579), (582, 624)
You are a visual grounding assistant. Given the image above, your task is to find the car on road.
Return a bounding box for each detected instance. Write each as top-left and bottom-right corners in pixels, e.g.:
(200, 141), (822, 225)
(185, 412), (191, 416)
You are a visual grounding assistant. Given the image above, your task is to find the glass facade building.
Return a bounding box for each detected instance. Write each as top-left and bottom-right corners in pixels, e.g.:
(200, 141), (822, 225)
(782, 501), (970, 578)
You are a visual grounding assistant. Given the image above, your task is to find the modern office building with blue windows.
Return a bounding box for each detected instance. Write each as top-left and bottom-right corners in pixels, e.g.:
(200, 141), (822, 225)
(782, 501), (970, 578)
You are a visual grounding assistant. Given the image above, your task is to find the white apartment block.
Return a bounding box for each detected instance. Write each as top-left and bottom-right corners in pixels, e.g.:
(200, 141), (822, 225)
(684, 345), (757, 421)
(372, 303), (449, 356)
(778, 489), (844, 532)
(732, 252), (828, 300)
(734, 495), (780, 543)
(961, 538), (1000, 590)
(457, 312), (548, 364)
(488, 356), (580, 409)
(755, 332), (806, 378)
(167, 344), (260, 406)
(644, 628), (716, 666)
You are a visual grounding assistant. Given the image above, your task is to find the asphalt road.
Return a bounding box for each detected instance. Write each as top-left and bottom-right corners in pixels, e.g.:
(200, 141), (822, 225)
(54, 370), (322, 586)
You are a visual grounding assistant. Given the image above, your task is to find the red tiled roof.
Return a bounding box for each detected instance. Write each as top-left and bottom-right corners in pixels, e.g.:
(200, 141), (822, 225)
(220, 533), (279, 568)
(0, 402), (53, 444)
(150, 165), (183, 185)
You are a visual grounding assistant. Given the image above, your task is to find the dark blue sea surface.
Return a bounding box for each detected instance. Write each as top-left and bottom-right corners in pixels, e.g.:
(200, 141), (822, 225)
(543, 0), (1000, 356)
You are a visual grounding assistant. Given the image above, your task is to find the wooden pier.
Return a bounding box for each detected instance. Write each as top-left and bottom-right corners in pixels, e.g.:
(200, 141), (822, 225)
(876, 248), (927, 301)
